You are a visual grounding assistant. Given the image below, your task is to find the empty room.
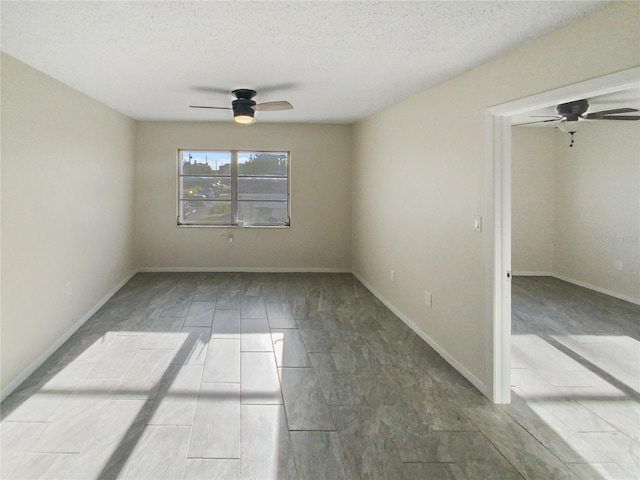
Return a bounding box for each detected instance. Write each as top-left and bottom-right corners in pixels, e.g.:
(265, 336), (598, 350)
(1, 2), (638, 479)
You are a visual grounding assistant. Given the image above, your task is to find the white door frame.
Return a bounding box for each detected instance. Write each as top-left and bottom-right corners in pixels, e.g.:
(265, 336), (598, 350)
(487, 67), (640, 404)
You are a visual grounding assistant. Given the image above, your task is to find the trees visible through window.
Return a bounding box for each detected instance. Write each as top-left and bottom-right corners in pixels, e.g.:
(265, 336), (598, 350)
(178, 150), (290, 227)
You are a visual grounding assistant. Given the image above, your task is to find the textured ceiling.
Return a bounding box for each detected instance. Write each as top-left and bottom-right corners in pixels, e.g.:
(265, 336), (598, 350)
(1, 1), (615, 123)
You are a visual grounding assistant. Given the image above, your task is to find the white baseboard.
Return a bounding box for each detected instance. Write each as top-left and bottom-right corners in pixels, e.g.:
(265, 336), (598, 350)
(1, 269), (137, 402)
(351, 272), (489, 398)
(138, 266), (351, 273)
(552, 274), (640, 306)
(512, 271), (554, 277)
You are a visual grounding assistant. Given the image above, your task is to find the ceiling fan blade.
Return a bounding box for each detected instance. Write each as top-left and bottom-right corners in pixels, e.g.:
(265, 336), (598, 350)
(585, 115), (640, 121)
(584, 107), (639, 118)
(514, 118), (562, 126)
(189, 105), (232, 110)
(252, 101), (293, 112)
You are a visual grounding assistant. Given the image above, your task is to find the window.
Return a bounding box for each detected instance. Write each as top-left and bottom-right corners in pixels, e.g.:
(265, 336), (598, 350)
(178, 150), (290, 227)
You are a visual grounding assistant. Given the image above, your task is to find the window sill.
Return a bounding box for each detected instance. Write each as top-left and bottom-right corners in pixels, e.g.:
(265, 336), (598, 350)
(177, 223), (290, 229)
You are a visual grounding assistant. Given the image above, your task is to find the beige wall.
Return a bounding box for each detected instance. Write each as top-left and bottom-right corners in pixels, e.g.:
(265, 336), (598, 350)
(511, 127), (556, 274)
(352, 3), (640, 392)
(554, 121), (640, 302)
(135, 122), (352, 271)
(1, 54), (137, 394)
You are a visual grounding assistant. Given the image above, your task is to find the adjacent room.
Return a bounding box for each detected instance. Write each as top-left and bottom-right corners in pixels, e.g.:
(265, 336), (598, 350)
(1, 1), (639, 479)
(510, 89), (640, 480)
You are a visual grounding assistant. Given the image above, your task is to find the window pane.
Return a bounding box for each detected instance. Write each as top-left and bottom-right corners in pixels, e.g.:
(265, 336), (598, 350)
(180, 151), (231, 175)
(238, 152), (287, 176)
(238, 178), (287, 201)
(181, 177), (231, 199)
(238, 201), (288, 225)
(181, 201), (231, 223)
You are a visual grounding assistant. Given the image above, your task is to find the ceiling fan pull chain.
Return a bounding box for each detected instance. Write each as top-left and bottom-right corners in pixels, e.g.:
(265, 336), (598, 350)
(569, 132), (575, 147)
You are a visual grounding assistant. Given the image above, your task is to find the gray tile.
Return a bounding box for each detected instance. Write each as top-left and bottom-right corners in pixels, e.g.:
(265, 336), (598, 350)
(241, 317), (273, 351)
(241, 352), (282, 405)
(117, 349), (173, 399)
(189, 383), (241, 458)
(140, 319), (185, 350)
(331, 404), (518, 479)
(582, 432), (640, 479)
(171, 327), (211, 365)
(211, 309), (241, 338)
(272, 329), (312, 367)
(6, 453), (77, 480)
(535, 400), (618, 433)
(241, 296), (266, 318)
(309, 353), (366, 405)
(38, 359), (96, 393)
(241, 405), (297, 480)
(193, 285), (219, 303)
(160, 296), (192, 317)
(7, 273), (633, 480)
(329, 406), (406, 480)
(86, 335), (144, 380)
(203, 338), (241, 383)
(123, 425), (190, 479)
(266, 302), (297, 328)
(69, 399), (153, 479)
(567, 462), (636, 480)
(215, 291), (245, 310)
(503, 394), (612, 463)
(184, 459), (240, 480)
(399, 463), (462, 480)
(279, 367), (334, 430)
(2, 392), (64, 422)
(463, 406), (580, 479)
(0, 421), (49, 478)
(31, 394), (111, 454)
(148, 364), (203, 426)
(299, 327), (351, 353)
(290, 431), (354, 480)
(184, 302), (216, 327)
(579, 399), (640, 443)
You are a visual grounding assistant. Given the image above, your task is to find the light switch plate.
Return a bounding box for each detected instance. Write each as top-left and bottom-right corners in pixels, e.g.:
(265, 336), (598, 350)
(473, 216), (482, 232)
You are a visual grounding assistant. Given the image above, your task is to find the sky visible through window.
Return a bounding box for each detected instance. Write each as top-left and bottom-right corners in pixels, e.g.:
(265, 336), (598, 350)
(181, 151), (230, 172)
(180, 152), (267, 172)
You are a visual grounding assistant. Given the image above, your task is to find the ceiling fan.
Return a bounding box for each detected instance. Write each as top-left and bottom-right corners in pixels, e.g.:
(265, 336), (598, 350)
(517, 99), (639, 147)
(189, 89), (293, 124)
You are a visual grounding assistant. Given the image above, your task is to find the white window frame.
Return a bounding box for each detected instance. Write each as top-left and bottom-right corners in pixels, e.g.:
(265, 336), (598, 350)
(177, 149), (291, 227)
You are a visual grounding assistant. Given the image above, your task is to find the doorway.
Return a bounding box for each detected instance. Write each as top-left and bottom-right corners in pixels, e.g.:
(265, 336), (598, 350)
(487, 66), (640, 404)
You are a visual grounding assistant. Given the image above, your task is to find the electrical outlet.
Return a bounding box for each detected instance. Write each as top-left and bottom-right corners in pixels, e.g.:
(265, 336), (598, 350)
(65, 282), (72, 297)
(614, 260), (623, 271)
(424, 290), (432, 307)
(390, 270), (395, 282)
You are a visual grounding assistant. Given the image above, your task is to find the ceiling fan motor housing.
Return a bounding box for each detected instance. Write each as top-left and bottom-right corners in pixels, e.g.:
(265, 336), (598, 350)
(231, 89), (257, 120)
(232, 98), (256, 119)
(232, 89), (257, 100)
(557, 99), (589, 120)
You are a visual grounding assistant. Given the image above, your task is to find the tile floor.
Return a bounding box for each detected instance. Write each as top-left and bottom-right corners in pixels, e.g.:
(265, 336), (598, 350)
(1, 273), (638, 479)
(510, 276), (639, 480)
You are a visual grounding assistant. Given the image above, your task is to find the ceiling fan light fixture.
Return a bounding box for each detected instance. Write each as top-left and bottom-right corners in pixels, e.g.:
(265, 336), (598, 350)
(558, 120), (580, 133)
(558, 120), (580, 147)
(234, 113), (255, 124)
(232, 98), (256, 124)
